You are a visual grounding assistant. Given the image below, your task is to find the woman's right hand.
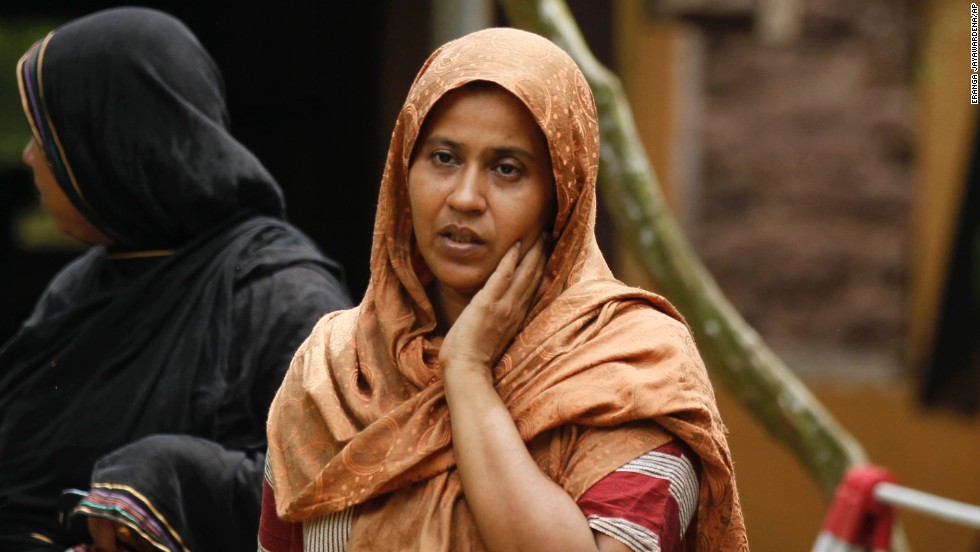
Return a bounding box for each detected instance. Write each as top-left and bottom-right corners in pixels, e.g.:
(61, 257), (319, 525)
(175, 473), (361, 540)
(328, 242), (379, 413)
(438, 233), (547, 378)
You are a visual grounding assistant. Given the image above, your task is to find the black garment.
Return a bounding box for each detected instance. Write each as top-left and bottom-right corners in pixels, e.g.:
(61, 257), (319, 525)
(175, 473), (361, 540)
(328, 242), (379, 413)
(921, 122), (980, 414)
(2, 7), (353, 551)
(0, 217), (350, 551)
(91, 435), (267, 552)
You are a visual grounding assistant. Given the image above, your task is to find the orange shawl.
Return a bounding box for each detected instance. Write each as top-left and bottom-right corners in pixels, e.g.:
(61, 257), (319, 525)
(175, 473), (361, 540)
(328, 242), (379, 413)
(267, 27), (747, 551)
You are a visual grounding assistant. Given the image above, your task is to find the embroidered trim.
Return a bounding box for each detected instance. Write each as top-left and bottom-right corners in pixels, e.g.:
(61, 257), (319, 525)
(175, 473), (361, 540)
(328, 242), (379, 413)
(105, 249), (175, 260)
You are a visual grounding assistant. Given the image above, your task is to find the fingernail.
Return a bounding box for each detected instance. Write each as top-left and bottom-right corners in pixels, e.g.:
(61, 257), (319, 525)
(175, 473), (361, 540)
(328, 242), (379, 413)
(515, 240), (522, 250)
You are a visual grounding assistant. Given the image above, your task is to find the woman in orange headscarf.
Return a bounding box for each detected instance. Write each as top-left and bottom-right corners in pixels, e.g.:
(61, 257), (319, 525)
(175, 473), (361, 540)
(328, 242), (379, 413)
(261, 27), (748, 551)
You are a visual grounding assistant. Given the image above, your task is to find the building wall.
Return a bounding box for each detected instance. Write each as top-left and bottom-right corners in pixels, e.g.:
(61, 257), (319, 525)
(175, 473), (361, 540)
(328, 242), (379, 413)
(615, 1), (980, 549)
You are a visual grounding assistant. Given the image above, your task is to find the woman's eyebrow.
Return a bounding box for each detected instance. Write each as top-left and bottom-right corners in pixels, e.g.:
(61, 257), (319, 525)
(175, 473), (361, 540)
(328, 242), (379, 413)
(491, 146), (535, 161)
(423, 136), (461, 150)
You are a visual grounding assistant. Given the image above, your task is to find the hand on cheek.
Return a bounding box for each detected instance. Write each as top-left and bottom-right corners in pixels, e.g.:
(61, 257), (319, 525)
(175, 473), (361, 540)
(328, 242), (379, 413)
(439, 233), (547, 376)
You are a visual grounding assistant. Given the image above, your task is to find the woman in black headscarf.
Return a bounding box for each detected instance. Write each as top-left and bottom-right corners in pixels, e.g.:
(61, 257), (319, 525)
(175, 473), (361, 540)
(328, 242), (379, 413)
(0, 7), (352, 551)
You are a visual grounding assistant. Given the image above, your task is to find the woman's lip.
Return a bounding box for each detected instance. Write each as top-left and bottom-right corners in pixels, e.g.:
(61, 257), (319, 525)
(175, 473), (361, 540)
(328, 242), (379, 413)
(439, 224), (484, 241)
(437, 233), (486, 257)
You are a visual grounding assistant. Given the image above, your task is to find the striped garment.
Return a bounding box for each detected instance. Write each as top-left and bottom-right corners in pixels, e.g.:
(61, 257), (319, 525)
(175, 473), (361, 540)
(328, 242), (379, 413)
(259, 440), (699, 552)
(302, 509), (353, 551)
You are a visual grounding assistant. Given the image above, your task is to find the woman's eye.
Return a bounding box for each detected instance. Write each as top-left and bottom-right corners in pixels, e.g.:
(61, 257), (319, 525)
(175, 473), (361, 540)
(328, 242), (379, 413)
(495, 162), (521, 177)
(432, 151), (455, 165)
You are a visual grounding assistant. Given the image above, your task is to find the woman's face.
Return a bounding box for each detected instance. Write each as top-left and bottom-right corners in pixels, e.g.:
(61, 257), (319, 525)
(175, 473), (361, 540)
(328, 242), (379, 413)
(22, 139), (112, 245)
(408, 86), (555, 303)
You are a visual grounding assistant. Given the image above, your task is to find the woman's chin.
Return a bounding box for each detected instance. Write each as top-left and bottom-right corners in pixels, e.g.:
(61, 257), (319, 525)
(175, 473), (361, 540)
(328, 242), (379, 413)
(432, 274), (488, 302)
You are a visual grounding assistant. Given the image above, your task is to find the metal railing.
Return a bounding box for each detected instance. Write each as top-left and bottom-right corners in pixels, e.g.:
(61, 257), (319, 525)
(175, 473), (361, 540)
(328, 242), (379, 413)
(811, 465), (980, 552)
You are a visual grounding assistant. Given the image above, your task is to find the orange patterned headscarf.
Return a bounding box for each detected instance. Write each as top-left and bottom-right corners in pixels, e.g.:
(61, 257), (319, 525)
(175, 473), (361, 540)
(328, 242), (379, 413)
(267, 27), (747, 550)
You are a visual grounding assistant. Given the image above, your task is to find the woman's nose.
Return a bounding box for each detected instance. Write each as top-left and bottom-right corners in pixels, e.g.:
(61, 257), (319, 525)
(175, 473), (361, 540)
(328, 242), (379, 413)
(446, 167), (486, 213)
(22, 139), (35, 164)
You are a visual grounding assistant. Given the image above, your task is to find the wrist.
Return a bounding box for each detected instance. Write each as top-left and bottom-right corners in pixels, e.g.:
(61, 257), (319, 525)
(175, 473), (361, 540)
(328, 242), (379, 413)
(441, 357), (491, 378)
(441, 358), (494, 399)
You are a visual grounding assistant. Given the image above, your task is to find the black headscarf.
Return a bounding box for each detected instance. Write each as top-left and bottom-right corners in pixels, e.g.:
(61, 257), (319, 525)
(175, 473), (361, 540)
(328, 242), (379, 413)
(17, 5), (284, 248)
(1, 7), (351, 550)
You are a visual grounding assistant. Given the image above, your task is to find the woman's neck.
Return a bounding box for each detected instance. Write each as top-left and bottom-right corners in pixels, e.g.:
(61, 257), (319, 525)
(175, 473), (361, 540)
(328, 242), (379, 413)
(431, 282), (473, 334)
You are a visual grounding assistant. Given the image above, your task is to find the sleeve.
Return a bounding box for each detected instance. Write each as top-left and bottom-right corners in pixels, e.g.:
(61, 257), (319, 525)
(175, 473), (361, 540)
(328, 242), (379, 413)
(77, 435), (265, 552)
(576, 440), (701, 552)
(258, 462), (304, 552)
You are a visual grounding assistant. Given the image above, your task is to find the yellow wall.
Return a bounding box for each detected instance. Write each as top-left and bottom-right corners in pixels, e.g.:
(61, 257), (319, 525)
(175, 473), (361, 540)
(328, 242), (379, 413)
(718, 379), (980, 551)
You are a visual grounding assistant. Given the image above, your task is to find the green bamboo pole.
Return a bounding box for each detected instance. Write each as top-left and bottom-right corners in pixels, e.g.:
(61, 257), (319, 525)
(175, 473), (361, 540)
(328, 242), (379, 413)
(499, 0), (870, 505)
